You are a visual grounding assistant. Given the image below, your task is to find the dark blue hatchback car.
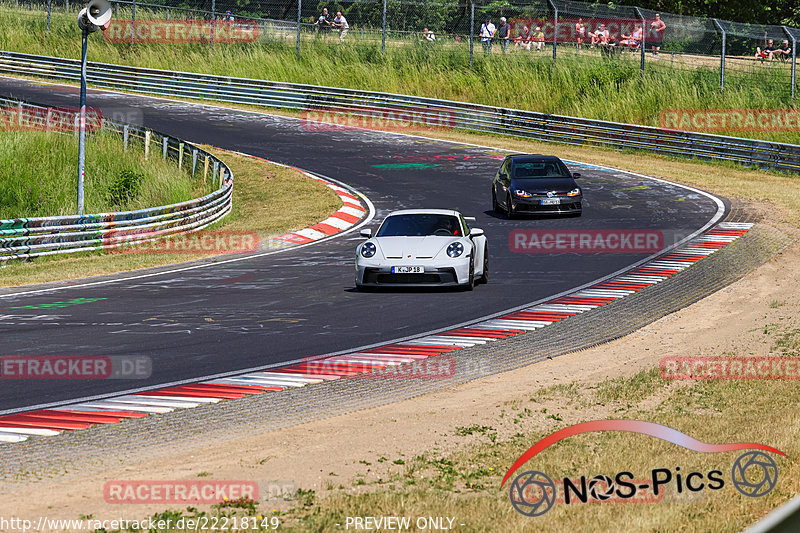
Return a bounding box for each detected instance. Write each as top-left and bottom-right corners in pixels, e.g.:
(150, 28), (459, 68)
(491, 154), (582, 217)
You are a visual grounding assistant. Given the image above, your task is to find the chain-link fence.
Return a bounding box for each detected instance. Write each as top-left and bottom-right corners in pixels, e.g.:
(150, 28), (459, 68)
(2, 0), (798, 98)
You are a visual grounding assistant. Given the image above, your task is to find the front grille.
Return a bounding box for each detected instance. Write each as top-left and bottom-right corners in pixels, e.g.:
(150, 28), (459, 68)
(364, 268), (458, 285)
(518, 201), (581, 212)
(376, 273), (442, 284)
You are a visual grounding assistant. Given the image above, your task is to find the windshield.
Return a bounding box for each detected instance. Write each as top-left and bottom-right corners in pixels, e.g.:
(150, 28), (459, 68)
(513, 161), (571, 179)
(376, 214), (463, 237)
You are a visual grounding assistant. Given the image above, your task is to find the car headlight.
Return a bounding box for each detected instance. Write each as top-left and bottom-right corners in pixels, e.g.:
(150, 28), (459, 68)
(446, 242), (464, 258)
(567, 188), (581, 197)
(513, 189), (532, 198)
(360, 242), (376, 258)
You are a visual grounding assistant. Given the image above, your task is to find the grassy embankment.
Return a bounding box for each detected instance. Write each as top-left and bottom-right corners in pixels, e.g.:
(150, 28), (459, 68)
(0, 6), (796, 144)
(0, 131), (341, 287)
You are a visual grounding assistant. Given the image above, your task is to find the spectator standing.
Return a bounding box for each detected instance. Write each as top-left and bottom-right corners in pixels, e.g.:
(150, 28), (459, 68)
(480, 17), (496, 54)
(515, 25), (532, 51)
(314, 7), (333, 38)
(423, 27), (436, 42)
(223, 10), (234, 22)
(332, 11), (349, 42)
(575, 18), (585, 51)
(497, 17), (511, 53)
(649, 13), (666, 56)
(533, 26), (545, 52)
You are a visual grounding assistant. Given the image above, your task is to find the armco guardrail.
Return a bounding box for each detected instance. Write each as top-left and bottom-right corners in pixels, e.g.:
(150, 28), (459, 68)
(0, 50), (798, 173)
(0, 97), (233, 262)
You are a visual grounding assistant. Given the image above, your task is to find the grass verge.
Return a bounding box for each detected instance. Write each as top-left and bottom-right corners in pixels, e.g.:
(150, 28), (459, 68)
(0, 129), (199, 219)
(0, 148), (341, 288)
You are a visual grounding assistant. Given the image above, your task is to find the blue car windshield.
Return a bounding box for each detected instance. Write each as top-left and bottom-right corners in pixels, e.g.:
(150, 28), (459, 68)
(377, 214), (462, 237)
(513, 161), (571, 178)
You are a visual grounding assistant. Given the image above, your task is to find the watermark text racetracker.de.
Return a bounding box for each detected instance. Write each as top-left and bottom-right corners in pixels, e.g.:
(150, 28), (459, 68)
(1, 355), (151, 379)
(107, 231), (259, 255)
(660, 108), (800, 133)
(509, 229), (663, 253)
(299, 355), (458, 380)
(661, 356), (800, 380)
(0, 105), (102, 133)
(301, 107), (456, 133)
(104, 20), (260, 43)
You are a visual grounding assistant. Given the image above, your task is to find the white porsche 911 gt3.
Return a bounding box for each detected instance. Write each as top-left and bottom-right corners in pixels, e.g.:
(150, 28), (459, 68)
(355, 209), (488, 291)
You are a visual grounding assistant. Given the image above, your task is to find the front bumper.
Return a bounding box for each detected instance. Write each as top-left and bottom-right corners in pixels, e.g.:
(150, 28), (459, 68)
(512, 196), (582, 215)
(356, 262), (469, 287)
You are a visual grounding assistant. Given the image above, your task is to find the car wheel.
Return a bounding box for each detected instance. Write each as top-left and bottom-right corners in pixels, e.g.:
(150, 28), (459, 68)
(464, 257), (475, 291)
(478, 244), (489, 284)
(505, 194), (515, 219)
(492, 190), (502, 214)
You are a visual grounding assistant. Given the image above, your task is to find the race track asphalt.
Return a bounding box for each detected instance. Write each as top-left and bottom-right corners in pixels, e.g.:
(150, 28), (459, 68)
(0, 78), (722, 411)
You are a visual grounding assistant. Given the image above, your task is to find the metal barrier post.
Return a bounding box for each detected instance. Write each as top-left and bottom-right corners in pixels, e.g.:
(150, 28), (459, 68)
(634, 8), (646, 78)
(162, 137), (168, 159)
(210, 0), (215, 50)
(77, 30), (89, 216)
(123, 125), (129, 150)
(144, 130), (150, 159)
(469, 1), (474, 67)
(47, 0), (51, 34)
(131, 0), (136, 45)
(547, 0), (557, 62)
(65, 0), (68, 14)
(192, 149), (198, 177)
(296, 0), (301, 60)
(381, 0), (387, 54)
(784, 26), (796, 99)
(713, 19), (726, 91)
(178, 142), (184, 169)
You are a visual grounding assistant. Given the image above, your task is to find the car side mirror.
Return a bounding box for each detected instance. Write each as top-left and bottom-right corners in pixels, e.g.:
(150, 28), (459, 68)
(470, 228), (484, 237)
(573, 172), (581, 179)
(360, 229), (372, 238)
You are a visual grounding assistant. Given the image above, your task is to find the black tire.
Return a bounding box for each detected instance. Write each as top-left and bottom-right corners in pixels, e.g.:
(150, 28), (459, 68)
(505, 194), (515, 219)
(464, 257), (475, 291)
(492, 190), (502, 214)
(478, 244), (489, 284)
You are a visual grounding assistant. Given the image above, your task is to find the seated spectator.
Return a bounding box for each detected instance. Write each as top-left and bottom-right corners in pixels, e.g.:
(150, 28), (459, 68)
(776, 40), (791, 60)
(223, 10), (234, 22)
(423, 27), (436, 42)
(620, 25), (642, 49)
(590, 24), (609, 48)
(755, 39), (778, 61)
(533, 26), (545, 52)
(515, 25), (532, 50)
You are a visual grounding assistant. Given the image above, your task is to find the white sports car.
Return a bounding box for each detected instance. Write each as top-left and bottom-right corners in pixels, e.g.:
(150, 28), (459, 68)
(355, 209), (488, 290)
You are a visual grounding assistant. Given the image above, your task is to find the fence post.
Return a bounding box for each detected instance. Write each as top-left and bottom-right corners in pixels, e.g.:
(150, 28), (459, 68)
(123, 125), (129, 151)
(162, 137), (169, 160)
(548, 0), (557, 62)
(210, 0), (216, 50)
(192, 149), (198, 177)
(144, 130), (150, 159)
(65, 0), (68, 14)
(131, 0), (136, 45)
(47, 0), (51, 33)
(714, 19), (726, 91)
(296, 0), (301, 60)
(469, 1), (474, 67)
(635, 8), (646, 78)
(783, 26), (796, 99)
(381, 0), (387, 54)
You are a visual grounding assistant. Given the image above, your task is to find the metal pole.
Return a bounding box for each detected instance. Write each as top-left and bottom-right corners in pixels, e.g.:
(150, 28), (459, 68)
(783, 26), (796, 99)
(469, 1), (474, 67)
(47, 0), (51, 33)
(714, 19), (726, 91)
(548, 0), (557, 63)
(634, 8), (645, 79)
(77, 30), (89, 216)
(296, 0), (301, 59)
(381, 0), (387, 54)
(210, 0), (215, 50)
(131, 0), (136, 45)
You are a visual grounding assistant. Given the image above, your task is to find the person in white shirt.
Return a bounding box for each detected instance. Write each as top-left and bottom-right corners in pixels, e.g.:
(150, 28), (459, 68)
(333, 11), (349, 42)
(423, 27), (436, 42)
(480, 17), (496, 54)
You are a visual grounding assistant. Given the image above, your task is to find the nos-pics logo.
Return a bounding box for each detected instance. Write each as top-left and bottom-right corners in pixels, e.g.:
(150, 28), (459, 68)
(501, 420), (783, 517)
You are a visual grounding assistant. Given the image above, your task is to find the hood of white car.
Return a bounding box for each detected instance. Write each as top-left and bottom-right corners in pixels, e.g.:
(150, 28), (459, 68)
(374, 236), (457, 259)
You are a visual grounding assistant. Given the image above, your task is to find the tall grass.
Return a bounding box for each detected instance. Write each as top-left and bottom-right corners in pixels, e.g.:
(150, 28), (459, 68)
(0, 130), (200, 219)
(0, 6), (796, 144)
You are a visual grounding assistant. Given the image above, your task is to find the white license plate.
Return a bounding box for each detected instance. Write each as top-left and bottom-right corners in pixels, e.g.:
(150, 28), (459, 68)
(391, 266), (424, 274)
(541, 198), (561, 205)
